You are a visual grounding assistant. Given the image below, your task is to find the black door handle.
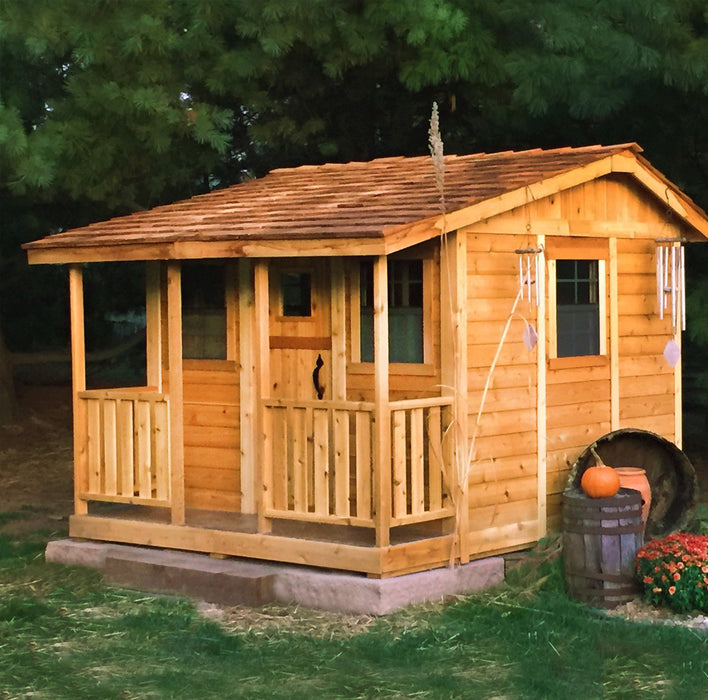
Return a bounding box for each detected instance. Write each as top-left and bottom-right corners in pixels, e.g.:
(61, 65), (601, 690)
(312, 354), (325, 399)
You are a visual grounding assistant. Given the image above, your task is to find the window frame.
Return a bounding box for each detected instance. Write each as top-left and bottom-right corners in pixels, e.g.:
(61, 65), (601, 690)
(181, 260), (237, 362)
(546, 239), (608, 367)
(349, 253), (434, 374)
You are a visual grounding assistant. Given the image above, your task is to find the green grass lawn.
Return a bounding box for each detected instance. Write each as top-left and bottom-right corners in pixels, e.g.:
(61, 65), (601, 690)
(1, 517), (707, 699)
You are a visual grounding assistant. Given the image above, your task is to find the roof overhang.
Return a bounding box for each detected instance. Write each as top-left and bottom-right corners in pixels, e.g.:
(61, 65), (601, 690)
(24, 144), (708, 265)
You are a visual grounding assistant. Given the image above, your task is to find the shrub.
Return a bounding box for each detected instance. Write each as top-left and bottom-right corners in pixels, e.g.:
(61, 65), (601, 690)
(635, 533), (708, 613)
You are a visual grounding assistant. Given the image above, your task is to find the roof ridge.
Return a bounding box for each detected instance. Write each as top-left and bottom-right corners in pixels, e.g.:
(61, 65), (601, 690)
(268, 143), (641, 174)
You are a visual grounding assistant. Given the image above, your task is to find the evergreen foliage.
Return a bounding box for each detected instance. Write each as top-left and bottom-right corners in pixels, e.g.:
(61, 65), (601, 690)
(3, 0), (708, 406)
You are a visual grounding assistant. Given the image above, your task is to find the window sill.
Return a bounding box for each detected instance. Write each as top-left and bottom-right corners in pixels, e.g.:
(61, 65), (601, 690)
(547, 355), (609, 370)
(349, 362), (436, 376)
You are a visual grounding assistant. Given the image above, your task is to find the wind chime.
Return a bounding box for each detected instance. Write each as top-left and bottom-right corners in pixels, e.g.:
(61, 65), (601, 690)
(515, 247), (543, 306)
(656, 238), (686, 333)
(656, 237), (685, 367)
(515, 247), (543, 350)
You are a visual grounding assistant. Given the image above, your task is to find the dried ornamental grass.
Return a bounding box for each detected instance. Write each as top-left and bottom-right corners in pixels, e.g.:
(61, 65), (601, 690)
(636, 533), (708, 613)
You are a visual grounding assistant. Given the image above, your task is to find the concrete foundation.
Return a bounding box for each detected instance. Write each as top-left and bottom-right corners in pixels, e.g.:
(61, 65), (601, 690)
(46, 539), (505, 615)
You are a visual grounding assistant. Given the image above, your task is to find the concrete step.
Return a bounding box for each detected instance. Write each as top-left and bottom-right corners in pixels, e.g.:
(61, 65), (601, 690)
(102, 548), (277, 607)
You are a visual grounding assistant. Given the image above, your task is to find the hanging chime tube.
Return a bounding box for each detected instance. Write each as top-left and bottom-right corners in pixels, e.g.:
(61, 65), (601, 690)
(657, 245), (664, 319)
(681, 244), (686, 332)
(526, 254), (532, 303)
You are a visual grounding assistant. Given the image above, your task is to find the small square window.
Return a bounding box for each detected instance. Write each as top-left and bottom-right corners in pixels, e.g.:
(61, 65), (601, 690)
(556, 259), (600, 357)
(281, 272), (311, 316)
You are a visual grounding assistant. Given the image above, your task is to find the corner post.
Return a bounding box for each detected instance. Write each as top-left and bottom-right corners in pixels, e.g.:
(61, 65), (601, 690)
(441, 230), (469, 563)
(166, 262), (185, 525)
(69, 264), (88, 516)
(536, 234), (547, 538)
(373, 255), (391, 549)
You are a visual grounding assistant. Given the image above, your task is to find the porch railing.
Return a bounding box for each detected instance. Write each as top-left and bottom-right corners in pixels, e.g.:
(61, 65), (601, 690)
(78, 389), (170, 506)
(262, 397), (454, 527)
(390, 397), (455, 526)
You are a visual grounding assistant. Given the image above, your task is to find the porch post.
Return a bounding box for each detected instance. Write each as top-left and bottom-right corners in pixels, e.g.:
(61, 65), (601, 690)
(238, 259), (257, 514)
(166, 262), (185, 525)
(373, 255), (391, 548)
(69, 264), (88, 516)
(253, 260), (272, 533)
(330, 257), (347, 401)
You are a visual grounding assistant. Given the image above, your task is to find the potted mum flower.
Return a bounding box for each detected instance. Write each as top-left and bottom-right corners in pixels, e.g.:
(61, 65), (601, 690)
(635, 533), (708, 613)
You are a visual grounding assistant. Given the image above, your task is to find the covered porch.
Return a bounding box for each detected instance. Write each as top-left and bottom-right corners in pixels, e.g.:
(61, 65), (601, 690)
(66, 241), (468, 577)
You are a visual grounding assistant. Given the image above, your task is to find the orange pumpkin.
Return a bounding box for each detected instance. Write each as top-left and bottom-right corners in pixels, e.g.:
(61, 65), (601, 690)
(580, 465), (620, 498)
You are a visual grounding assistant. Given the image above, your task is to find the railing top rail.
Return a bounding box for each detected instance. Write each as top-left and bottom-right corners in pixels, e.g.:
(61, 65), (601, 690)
(389, 396), (453, 411)
(79, 388), (167, 402)
(263, 396), (453, 412)
(263, 398), (375, 411)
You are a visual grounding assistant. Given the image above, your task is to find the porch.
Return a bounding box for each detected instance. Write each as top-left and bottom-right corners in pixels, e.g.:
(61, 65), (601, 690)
(64, 237), (468, 577)
(73, 386), (458, 576)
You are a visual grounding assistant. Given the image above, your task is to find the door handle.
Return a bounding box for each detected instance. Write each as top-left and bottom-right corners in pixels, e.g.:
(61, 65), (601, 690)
(312, 354), (325, 399)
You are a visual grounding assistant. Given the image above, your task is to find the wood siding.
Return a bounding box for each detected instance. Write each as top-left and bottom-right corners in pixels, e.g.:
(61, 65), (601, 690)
(464, 173), (687, 542)
(465, 232), (540, 556)
(183, 361), (241, 511)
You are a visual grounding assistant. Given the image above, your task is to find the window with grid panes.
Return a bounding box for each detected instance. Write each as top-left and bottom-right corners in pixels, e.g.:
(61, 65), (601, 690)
(359, 259), (424, 363)
(556, 259), (600, 357)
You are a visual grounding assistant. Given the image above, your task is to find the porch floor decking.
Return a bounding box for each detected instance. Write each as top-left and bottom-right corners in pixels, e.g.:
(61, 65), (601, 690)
(73, 505), (457, 577)
(85, 504), (451, 547)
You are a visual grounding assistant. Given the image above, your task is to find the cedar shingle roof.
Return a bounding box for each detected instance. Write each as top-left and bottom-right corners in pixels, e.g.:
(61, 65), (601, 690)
(24, 142), (708, 263)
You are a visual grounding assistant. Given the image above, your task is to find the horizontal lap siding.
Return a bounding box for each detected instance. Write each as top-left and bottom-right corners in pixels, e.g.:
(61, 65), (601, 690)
(183, 364), (240, 511)
(616, 238), (676, 440)
(463, 177), (686, 544)
(465, 233), (539, 554)
(542, 183), (682, 529)
(545, 365), (612, 529)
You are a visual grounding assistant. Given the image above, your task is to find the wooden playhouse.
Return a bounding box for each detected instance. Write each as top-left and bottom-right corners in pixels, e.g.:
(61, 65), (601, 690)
(25, 143), (708, 577)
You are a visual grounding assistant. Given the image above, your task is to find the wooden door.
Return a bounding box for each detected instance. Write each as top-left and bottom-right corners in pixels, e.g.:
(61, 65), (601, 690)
(268, 260), (332, 401)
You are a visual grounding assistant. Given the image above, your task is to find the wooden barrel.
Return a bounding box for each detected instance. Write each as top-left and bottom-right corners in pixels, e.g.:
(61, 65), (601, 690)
(567, 429), (698, 539)
(562, 488), (644, 608)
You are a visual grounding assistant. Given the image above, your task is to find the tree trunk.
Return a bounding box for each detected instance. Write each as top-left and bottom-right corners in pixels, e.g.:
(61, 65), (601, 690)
(0, 324), (16, 423)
